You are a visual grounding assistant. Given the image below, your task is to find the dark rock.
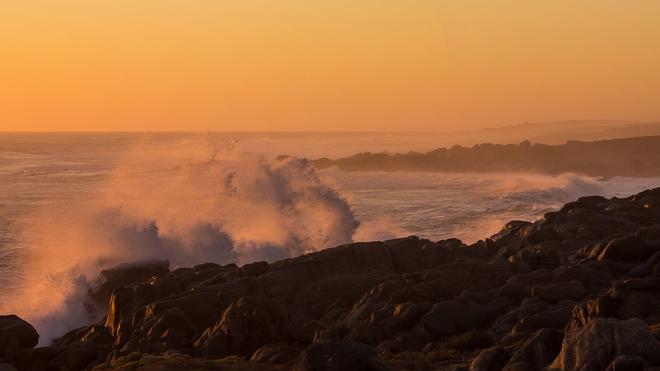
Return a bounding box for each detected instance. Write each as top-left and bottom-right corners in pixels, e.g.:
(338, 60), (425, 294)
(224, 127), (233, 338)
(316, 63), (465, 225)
(598, 235), (657, 261)
(512, 303), (573, 335)
(551, 318), (660, 370)
(0, 315), (39, 349)
(250, 343), (301, 364)
(532, 280), (586, 303)
(502, 328), (563, 370)
(91, 260), (170, 307)
(469, 346), (511, 371)
(421, 299), (501, 337)
(194, 296), (293, 358)
(241, 261), (269, 277)
(606, 355), (649, 371)
(293, 341), (391, 371)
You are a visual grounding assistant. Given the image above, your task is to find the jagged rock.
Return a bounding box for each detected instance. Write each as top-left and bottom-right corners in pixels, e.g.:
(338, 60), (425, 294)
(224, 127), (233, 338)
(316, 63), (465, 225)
(194, 296), (292, 358)
(90, 260), (170, 307)
(550, 318), (660, 370)
(502, 329), (563, 370)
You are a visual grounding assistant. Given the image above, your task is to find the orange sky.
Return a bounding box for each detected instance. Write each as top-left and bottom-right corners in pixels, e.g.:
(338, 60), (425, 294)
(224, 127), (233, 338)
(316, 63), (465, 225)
(1, 1), (660, 132)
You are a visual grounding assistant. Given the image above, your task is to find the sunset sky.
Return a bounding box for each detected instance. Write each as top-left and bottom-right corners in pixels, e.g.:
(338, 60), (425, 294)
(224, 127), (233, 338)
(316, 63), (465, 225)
(1, 1), (660, 132)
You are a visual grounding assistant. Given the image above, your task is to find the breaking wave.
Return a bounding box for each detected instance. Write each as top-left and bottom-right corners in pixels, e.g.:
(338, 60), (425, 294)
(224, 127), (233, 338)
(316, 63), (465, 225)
(1, 142), (363, 344)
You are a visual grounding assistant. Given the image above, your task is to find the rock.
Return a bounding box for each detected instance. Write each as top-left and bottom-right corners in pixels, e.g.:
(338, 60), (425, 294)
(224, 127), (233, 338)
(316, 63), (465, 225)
(0, 364), (18, 371)
(194, 296), (293, 358)
(421, 299), (499, 337)
(551, 318), (660, 370)
(250, 343), (301, 364)
(512, 303), (573, 335)
(383, 302), (432, 334)
(0, 315), (39, 349)
(509, 242), (561, 270)
(91, 260), (170, 306)
(240, 261), (269, 277)
(532, 280), (585, 303)
(606, 355), (649, 371)
(551, 264), (613, 290)
(469, 346), (510, 371)
(598, 235), (657, 261)
(292, 341), (391, 371)
(503, 329), (563, 370)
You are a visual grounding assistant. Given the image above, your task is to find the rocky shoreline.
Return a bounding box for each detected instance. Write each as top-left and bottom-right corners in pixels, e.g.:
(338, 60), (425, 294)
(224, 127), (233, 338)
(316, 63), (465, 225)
(312, 136), (660, 177)
(5, 188), (660, 370)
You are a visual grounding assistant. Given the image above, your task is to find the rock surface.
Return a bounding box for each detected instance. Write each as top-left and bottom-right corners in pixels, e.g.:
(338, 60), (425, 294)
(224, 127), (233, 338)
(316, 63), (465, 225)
(5, 188), (660, 370)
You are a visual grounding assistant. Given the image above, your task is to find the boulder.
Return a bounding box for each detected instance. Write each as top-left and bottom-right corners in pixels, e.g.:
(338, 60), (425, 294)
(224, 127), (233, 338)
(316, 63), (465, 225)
(502, 329), (563, 370)
(0, 315), (39, 366)
(598, 235), (657, 262)
(0, 315), (39, 349)
(550, 318), (660, 370)
(194, 296), (293, 358)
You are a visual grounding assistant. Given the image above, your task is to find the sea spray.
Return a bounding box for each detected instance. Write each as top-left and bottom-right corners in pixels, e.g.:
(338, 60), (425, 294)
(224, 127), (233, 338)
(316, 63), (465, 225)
(1, 142), (363, 344)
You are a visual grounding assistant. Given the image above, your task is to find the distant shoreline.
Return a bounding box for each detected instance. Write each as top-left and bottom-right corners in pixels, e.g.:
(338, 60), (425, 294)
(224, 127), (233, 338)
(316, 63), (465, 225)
(312, 136), (660, 178)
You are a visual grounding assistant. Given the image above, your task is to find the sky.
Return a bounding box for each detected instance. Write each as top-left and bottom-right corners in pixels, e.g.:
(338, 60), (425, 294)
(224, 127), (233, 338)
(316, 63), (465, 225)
(1, 1), (660, 132)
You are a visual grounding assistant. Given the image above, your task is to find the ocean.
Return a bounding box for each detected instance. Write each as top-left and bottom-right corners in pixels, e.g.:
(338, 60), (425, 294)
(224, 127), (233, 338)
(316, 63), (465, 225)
(0, 132), (659, 343)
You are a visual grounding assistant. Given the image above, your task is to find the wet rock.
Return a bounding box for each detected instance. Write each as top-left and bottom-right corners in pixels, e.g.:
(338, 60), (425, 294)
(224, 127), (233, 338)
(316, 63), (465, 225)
(91, 260), (170, 306)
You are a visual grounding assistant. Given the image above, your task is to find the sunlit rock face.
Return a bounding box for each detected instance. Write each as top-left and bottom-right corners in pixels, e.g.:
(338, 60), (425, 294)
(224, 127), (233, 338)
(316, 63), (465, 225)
(5, 188), (660, 370)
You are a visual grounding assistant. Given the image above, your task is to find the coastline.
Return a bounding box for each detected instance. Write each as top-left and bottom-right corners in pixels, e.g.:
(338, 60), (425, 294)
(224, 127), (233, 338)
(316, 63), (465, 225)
(4, 188), (660, 370)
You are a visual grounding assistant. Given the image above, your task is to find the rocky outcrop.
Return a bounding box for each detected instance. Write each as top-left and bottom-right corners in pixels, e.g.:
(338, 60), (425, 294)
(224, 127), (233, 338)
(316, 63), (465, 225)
(6, 188), (660, 370)
(550, 318), (660, 370)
